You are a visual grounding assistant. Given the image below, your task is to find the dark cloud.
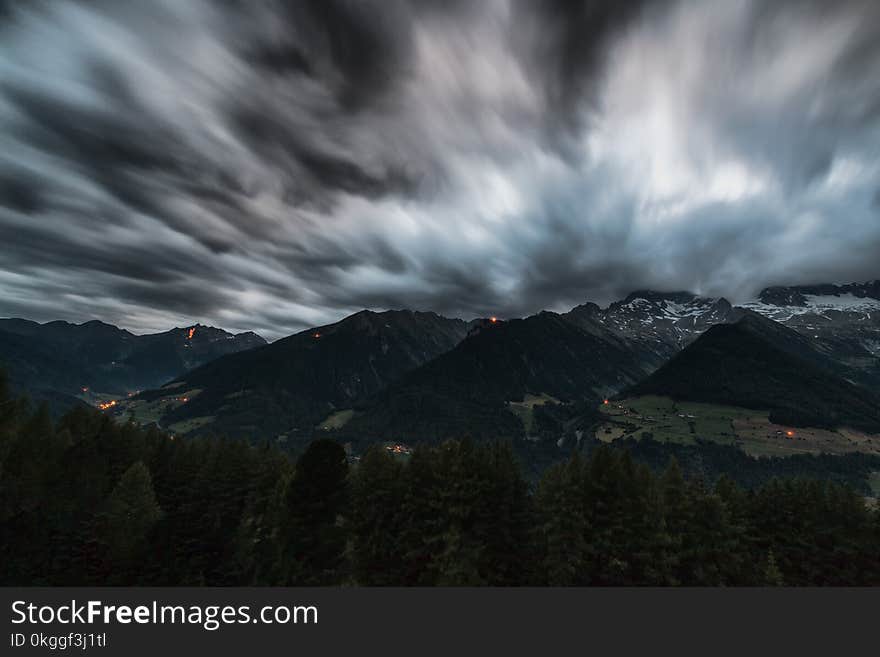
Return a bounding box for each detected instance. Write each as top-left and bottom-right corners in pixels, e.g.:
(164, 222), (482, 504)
(223, 0), (415, 112)
(0, 0), (879, 339)
(512, 0), (660, 129)
(229, 104), (420, 203)
(242, 43), (313, 77)
(0, 169), (45, 214)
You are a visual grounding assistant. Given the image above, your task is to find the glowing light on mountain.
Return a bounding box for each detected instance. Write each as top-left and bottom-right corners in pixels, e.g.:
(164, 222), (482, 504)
(313, 332), (321, 339)
(786, 430), (795, 437)
(187, 327), (196, 340)
(603, 399), (610, 405)
(490, 317), (498, 323)
(98, 400), (117, 411)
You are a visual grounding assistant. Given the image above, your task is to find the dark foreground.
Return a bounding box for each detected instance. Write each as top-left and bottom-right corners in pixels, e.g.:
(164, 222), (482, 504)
(2, 375), (878, 586)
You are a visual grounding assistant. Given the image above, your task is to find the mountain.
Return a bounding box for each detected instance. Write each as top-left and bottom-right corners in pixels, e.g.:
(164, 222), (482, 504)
(741, 281), (880, 389)
(339, 310), (651, 444)
(569, 282), (880, 392)
(0, 328), (94, 417)
(70, 280), (880, 445)
(0, 318), (266, 407)
(628, 313), (880, 433)
(566, 291), (740, 369)
(124, 310), (470, 441)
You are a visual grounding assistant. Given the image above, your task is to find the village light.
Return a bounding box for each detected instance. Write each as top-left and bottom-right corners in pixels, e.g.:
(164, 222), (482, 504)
(490, 317), (498, 323)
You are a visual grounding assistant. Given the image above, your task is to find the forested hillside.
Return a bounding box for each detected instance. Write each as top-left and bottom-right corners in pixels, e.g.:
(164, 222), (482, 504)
(342, 311), (648, 443)
(129, 310), (470, 441)
(0, 318), (265, 416)
(629, 314), (880, 432)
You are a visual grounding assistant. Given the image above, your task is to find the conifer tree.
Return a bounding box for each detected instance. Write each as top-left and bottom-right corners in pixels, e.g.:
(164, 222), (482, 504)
(94, 461), (162, 583)
(763, 549), (784, 586)
(534, 455), (589, 585)
(351, 445), (405, 585)
(284, 438), (350, 585)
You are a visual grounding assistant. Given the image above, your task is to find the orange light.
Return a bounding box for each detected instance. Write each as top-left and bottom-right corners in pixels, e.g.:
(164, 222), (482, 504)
(786, 430), (794, 437)
(187, 327), (196, 340)
(313, 332), (321, 339)
(603, 399), (610, 405)
(98, 400), (118, 411)
(490, 317), (498, 323)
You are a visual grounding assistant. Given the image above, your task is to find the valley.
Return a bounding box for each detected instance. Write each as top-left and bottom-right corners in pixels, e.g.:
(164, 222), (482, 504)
(5, 280), (880, 470)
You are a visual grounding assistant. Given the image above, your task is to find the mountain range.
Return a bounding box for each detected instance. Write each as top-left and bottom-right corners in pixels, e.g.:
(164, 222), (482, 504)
(0, 318), (265, 413)
(741, 281), (880, 389)
(628, 312), (880, 433)
(133, 310), (469, 440)
(4, 280), (879, 445)
(339, 310), (648, 444)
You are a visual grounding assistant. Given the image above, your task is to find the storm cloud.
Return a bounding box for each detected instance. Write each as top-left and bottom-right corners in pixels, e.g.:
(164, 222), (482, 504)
(1, 0), (879, 339)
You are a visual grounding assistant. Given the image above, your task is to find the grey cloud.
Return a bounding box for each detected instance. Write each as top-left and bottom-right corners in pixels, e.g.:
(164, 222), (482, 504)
(0, 0), (879, 340)
(511, 0), (661, 131)
(0, 168), (45, 214)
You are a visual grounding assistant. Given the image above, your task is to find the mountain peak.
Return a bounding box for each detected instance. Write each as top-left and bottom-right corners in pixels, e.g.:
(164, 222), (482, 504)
(622, 290), (698, 305)
(628, 308), (880, 433)
(757, 280), (880, 306)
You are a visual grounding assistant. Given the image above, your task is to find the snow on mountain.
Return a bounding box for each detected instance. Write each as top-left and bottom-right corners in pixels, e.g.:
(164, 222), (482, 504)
(742, 293), (880, 323)
(566, 291), (739, 370)
(741, 284), (880, 372)
(567, 281), (880, 389)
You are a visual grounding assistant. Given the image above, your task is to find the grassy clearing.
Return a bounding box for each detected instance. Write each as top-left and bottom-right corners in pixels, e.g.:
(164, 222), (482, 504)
(734, 418), (837, 456)
(168, 416), (216, 434)
(515, 393), (561, 408)
(508, 393), (560, 434)
(596, 396), (880, 457)
(597, 396), (742, 446)
(112, 389), (203, 426)
(317, 409), (355, 430)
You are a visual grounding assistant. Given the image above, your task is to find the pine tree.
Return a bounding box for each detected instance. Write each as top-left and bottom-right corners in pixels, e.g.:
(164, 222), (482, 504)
(659, 457), (690, 584)
(94, 461), (162, 583)
(351, 445), (405, 585)
(533, 455), (589, 585)
(763, 549), (784, 586)
(284, 439), (350, 585)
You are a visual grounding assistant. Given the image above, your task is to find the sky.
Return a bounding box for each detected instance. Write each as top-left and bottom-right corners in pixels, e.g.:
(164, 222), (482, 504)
(1, 0), (879, 340)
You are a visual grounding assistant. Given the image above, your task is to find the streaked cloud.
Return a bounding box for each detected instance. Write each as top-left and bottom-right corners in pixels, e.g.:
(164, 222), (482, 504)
(1, 0), (878, 339)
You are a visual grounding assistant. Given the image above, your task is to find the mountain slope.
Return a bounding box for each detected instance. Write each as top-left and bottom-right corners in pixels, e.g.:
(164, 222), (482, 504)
(566, 291), (740, 370)
(341, 311), (651, 443)
(741, 281), (880, 390)
(129, 310), (470, 441)
(0, 318), (266, 399)
(568, 282), (880, 392)
(628, 313), (880, 433)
